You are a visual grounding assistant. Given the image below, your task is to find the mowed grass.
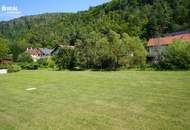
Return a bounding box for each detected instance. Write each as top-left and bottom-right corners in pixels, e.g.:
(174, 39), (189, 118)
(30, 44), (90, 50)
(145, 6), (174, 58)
(0, 70), (190, 130)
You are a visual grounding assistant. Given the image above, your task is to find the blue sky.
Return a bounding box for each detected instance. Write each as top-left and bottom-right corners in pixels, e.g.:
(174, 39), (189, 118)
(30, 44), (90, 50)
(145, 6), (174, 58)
(0, 0), (110, 21)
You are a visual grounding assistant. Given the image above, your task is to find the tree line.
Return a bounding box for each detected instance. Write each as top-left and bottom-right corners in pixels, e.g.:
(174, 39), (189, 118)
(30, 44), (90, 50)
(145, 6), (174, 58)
(0, 0), (190, 70)
(55, 30), (147, 70)
(0, 0), (189, 48)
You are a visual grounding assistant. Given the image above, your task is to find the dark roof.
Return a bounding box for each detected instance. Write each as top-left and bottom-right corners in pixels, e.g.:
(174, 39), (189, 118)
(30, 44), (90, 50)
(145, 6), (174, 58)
(51, 44), (75, 55)
(39, 48), (53, 55)
(165, 30), (190, 36)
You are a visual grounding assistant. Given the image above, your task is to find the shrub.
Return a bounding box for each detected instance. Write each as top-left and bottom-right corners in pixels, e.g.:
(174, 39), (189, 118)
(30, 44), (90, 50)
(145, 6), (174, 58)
(0, 64), (21, 73)
(37, 57), (55, 68)
(0, 64), (7, 69)
(7, 64), (21, 73)
(19, 62), (39, 70)
(48, 59), (56, 68)
(159, 40), (190, 70)
(18, 52), (33, 63)
(37, 58), (47, 66)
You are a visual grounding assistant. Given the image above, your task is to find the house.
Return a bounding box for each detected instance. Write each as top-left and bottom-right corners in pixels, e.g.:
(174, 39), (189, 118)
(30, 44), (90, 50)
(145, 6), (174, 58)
(26, 47), (53, 62)
(0, 55), (12, 64)
(147, 31), (190, 62)
(0, 58), (12, 64)
(51, 44), (75, 56)
(39, 48), (53, 57)
(26, 48), (41, 62)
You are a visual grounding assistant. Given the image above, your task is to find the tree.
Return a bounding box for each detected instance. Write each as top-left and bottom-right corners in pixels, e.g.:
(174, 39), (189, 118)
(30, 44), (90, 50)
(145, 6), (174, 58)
(120, 33), (147, 68)
(18, 52), (33, 63)
(159, 40), (190, 70)
(0, 0), (189, 45)
(0, 37), (9, 60)
(77, 31), (101, 68)
(149, 0), (172, 61)
(107, 30), (122, 69)
(8, 40), (29, 61)
(95, 37), (113, 69)
(55, 46), (77, 70)
(149, 0), (172, 36)
(94, 31), (147, 69)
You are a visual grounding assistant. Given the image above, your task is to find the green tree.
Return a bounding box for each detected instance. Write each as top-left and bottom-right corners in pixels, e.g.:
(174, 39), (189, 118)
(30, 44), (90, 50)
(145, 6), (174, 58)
(148, 0), (172, 36)
(0, 37), (9, 60)
(107, 30), (122, 69)
(18, 52), (33, 63)
(160, 40), (190, 70)
(95, 37), (113, 69)
(120, 33), (147, 68)
(55, 46), (77, 70)
(9, 40), (29, 61)
(0, 0), (189, 44)
(77, 31), (101, 68)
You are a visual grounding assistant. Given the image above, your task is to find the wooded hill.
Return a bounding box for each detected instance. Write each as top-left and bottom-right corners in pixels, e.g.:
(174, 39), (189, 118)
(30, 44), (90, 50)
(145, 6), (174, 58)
(0, 0), (189, 48)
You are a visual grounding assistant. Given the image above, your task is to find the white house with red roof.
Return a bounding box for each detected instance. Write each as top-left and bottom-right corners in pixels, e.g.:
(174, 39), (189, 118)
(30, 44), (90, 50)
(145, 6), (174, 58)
(147, 31), (190, 60)
(26, 48), (53, 62)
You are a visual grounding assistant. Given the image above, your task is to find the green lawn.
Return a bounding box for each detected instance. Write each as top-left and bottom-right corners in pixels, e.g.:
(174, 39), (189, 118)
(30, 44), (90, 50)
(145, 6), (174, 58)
(0, 70), (190, 130)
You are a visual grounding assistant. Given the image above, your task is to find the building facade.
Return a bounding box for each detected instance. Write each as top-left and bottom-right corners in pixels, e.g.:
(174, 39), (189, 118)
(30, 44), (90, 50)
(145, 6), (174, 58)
(147, 31), (190, 62)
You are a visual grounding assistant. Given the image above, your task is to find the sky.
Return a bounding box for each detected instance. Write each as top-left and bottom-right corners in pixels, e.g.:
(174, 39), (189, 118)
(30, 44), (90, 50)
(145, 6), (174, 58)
(0, 0), (110, 21)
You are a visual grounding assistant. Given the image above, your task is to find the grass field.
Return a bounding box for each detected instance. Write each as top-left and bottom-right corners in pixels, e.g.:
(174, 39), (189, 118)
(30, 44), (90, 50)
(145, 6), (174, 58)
(0, 70), (190, 130)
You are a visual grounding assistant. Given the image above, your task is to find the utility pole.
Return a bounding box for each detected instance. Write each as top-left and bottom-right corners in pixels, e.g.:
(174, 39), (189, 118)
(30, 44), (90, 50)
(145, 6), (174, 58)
(156, 32), (161, 62)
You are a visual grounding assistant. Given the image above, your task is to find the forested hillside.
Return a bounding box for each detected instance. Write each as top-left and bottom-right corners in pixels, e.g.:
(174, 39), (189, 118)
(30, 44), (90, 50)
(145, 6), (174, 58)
(0, 0), (190, 48)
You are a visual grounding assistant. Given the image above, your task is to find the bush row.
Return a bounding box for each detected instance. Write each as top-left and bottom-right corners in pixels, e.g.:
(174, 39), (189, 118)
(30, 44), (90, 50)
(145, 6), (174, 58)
(156, 40), (190, 70)
(0, 64), (21, 73)
(18, 62), (39, 70)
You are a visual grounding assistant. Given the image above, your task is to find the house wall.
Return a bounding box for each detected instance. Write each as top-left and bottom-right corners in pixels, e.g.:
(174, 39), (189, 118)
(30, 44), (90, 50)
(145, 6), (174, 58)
(0, 59), (11, 64)
(31, 55), (40, 62)
(148, 45), (166, 57)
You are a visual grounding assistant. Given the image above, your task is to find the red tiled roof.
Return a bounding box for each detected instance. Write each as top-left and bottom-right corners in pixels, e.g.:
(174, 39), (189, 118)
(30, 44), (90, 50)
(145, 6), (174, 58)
(147, 33), (190, 46)
(26, 48), (41, 56)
